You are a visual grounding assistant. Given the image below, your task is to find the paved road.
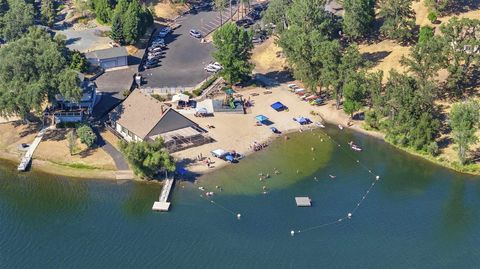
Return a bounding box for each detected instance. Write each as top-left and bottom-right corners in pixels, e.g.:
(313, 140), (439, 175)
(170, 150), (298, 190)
(94, 127), (130, 170)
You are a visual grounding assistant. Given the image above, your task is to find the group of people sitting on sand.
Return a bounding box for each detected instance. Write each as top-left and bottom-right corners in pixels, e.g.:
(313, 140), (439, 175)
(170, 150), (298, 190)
(251, 141), (268, 151)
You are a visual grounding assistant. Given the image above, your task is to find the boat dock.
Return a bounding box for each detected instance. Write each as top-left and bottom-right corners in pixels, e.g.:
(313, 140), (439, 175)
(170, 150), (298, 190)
(152, 176), (175, 212)
(17, 127), (48, 171)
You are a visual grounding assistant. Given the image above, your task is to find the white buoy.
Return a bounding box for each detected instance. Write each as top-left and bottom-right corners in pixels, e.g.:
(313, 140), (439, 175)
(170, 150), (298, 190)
(291, 230), (295, 236)
(311, 147), (315, 151)
(237, 213), (241, 220)
(347, 213), (352, 219)
(376, 176), (380, 180)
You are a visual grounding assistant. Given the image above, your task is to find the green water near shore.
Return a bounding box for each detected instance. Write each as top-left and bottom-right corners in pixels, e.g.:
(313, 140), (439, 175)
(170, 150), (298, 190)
(0, 127), (479, 268)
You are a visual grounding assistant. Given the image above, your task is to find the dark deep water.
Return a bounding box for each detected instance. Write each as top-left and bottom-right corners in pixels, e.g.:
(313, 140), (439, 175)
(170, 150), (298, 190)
(0, 127), (479, 268)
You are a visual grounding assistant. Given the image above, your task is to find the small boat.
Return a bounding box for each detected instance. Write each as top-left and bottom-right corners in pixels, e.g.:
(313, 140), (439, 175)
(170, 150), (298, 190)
(329, 175), (336, 179)
(338, 124), (344, 130)
(351, 145), (362, 152)
(205, 191), (214, 197)
(198, 187), (205, 191)
(315, 122), (326, 128)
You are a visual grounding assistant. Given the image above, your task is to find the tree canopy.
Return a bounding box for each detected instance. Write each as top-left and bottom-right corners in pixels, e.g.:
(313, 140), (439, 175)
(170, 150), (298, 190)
(0, 0), (34, 41)
(342, 0), (375, 40)
(277, 0), (339, 92)
(108, 0), (153, 45)
(212, 22), (254, 84)
(0, 28), (82, 119)
(119, 138), (176, 179)
(449, 101), (480, 164)
(263, 0), (292, 33)
(379, 0), (416, 43)
(77, 125), (97, 148)
(440, 17), (480, 96)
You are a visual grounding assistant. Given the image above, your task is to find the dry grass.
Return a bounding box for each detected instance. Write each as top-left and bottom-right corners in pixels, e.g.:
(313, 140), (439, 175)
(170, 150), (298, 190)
(36, 129), (116, 171)
(251, 38), (286, 74)
(359, 40), (410, 81)
(145, 1), (189, 20)
(0, 123), (116, 172)
(0, 123), (39, 152)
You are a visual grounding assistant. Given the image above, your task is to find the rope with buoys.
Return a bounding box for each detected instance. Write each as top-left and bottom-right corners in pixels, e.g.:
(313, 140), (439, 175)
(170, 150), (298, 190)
(291, 128), (382, 236)
(199, 193), (242, 220)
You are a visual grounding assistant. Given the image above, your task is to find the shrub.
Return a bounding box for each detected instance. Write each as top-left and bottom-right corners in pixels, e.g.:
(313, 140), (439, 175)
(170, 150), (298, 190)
(77, 124), (97, 148)
(365, 110), (380, 130)
(151, 94), (166, 102)
(426, 141), (439, 156)
(427, 12), (437, 23)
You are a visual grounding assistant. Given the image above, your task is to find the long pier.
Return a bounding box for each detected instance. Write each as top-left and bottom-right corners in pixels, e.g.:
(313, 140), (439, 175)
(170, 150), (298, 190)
(18, 127), (48, 171)
(152, 176), (175, 212)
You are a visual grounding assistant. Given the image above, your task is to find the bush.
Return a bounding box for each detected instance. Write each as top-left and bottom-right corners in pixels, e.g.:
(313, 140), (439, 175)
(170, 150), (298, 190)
(77, 124), (97, 148)
(418, 26), (434, 44)
(426, 141), (439, 156)
(365, 110), (380, 130)
(192, 74), (218, 97)
(427, 12), (437, 23)
(151, 94), (166, 102)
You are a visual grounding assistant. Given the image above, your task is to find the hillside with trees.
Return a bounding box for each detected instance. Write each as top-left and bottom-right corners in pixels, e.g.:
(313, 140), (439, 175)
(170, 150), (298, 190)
(264, 0), (480, 173)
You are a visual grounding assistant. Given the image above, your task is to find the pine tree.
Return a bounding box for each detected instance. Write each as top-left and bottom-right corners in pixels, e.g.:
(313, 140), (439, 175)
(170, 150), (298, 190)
(110, 11), (124, 43)
(94, 0), (112, 24)
(41, 0), (56, 27)
(343, 0), (375, 40)
(123, 0), (141, 44)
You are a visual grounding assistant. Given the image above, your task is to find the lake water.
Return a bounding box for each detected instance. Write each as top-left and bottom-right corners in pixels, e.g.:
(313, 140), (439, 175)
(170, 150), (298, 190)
(1, 127), (479, 268)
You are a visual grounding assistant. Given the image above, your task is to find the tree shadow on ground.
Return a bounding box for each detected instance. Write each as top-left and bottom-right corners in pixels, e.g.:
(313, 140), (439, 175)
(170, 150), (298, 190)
(439, 0), (480, 16)
(65, 37), (81, 46)
(175, 158), (203, 182)
(10, 121), (41, 138)
(78, 147), (95, 158)
(362, 51), (392, 66)
(42, 129), (68, 142)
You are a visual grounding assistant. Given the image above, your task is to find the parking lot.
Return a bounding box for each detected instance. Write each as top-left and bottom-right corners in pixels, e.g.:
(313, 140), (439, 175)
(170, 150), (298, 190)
(139, 5), (240, 88)
(140, 1), (269, 89)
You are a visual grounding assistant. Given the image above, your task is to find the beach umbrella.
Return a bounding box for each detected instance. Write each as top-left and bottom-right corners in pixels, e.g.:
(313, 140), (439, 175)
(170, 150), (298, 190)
(255, 115), (268, 122)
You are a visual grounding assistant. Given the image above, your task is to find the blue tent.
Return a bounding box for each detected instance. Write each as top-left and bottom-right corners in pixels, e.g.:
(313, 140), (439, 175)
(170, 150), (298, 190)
(271, 101), (286, 111)
(225, 155), (234, 162)
(255, 115), (268, 122)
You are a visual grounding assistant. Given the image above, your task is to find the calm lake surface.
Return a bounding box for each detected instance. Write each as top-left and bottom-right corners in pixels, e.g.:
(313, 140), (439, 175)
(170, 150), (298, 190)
(1, 127), (479, 268)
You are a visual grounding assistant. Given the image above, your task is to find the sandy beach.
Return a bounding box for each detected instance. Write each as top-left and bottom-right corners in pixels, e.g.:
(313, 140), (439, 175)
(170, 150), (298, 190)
(172, 82), (384, 175)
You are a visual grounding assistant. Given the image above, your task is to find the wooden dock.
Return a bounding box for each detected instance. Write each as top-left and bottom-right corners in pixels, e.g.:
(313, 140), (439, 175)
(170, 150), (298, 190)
(152, 176), (175, 212)
(18, 127), (48, 171)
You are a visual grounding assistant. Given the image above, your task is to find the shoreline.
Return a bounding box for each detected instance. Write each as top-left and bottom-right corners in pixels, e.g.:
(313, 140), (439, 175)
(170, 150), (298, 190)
(1, 84), (478, 180)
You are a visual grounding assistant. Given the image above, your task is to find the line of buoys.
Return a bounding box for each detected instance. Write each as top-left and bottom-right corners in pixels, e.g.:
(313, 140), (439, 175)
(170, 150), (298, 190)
(291, 128), (383, 236)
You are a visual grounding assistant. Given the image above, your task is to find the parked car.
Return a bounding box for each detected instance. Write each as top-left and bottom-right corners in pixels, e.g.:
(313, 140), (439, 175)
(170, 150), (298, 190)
(205, 65), (219, 73)
(148, 51), (163, 57)
(150, 42), (164, 48)
(204, 62), (222, 72)
(210, 62), (222, 70)
(157, 27), (171, 38)
(189, 29), (202, 38)
(148, 47), (163, 52)
(152, 38), (165, 45)
(144, 62), (158, 69)
(147, 54), (163, 60)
